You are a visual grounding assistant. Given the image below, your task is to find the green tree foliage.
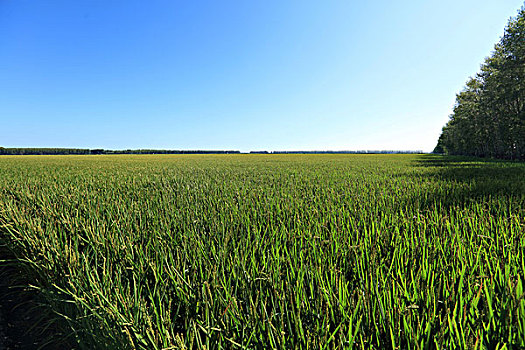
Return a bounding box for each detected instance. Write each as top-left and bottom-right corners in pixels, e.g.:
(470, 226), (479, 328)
(434, 5), (525, 160)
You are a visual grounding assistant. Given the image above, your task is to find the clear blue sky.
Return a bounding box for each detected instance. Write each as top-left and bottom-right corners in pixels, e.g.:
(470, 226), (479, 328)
(1, 0), (523, 152)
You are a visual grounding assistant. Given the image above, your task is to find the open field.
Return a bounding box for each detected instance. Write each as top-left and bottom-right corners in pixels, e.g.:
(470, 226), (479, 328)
(0, 154), (524, 349)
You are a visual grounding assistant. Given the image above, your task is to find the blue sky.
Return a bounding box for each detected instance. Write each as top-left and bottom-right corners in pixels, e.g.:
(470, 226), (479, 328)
(1, 0), (523, 152)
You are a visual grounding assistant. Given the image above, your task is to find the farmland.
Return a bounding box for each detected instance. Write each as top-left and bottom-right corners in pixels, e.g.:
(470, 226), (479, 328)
(0, 154), (524, 349)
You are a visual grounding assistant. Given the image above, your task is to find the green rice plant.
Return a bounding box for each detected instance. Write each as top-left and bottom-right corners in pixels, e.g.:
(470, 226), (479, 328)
(0, 154), (523, 349)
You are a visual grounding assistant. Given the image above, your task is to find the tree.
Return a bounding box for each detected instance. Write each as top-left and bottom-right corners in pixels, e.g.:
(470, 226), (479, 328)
(434, 5), (525, 160)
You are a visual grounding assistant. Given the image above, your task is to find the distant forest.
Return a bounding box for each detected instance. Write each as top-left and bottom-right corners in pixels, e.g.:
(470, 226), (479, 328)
(0, 148), (423, 156)
(434, 6), (524, 160)
(0, 148), (240, 155)
(251, 150), (423, 154)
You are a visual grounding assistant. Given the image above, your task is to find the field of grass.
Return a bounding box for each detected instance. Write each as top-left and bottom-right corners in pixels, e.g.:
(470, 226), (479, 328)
(0, 154), (524, 349)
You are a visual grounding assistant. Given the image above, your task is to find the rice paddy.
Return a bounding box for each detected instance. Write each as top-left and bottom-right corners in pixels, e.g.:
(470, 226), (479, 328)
(0, 154), (523, 349)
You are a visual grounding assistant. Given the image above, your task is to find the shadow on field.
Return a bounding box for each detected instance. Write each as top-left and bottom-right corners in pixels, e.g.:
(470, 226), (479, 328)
(415, 155), (525, 183)
(410, 154), (525, 208)
(0, 243), (74, 349)
(416, 154), (519, 167)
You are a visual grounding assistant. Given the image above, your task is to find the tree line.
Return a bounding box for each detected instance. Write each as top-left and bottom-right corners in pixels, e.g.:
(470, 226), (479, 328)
(252, 150), (423, 154)
(0, 148), (240, 155)
(0, 148), (424, 156)
(434, 5), (524, 160)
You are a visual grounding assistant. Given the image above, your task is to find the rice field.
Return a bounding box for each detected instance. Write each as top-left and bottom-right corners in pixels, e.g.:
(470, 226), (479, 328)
(0, 154), (524, 349)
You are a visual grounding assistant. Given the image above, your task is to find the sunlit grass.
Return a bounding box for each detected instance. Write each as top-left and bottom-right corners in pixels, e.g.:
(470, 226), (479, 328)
(0, 154), (524, 348)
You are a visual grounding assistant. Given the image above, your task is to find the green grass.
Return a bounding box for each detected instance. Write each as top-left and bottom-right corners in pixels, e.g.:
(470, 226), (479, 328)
(0, 154), (523, 349)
